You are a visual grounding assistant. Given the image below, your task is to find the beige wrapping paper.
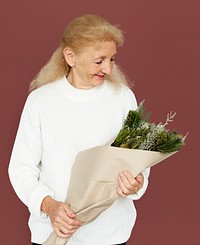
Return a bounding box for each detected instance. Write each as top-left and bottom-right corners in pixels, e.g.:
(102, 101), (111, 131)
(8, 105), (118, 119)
(44, 146), (176, 245)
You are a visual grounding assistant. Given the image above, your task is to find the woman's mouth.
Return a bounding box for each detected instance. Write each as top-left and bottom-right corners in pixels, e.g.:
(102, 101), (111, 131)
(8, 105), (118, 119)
(95, 74), (105, 79)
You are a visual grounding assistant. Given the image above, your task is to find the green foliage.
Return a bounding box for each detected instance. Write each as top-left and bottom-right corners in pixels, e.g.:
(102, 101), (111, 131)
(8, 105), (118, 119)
(111, 102), (185, 153)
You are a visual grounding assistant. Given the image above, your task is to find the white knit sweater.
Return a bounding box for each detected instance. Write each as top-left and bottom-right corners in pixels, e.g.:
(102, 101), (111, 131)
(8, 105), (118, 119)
(9, 76), (150, 244)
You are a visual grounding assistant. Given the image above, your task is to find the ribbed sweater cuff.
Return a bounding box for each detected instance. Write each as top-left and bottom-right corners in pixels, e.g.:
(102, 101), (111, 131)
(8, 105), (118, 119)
(28, 185), (54, 218)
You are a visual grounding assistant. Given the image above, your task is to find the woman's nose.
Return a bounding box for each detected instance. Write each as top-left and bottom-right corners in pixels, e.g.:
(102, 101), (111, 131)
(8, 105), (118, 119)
(102, 62), (112, 75)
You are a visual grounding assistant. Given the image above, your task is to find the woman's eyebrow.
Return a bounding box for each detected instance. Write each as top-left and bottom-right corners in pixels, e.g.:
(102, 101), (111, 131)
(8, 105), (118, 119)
(93, 53), (117, 60)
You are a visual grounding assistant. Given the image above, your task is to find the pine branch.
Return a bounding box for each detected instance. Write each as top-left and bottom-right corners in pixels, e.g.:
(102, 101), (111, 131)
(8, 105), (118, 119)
(111, 103), (185, 153)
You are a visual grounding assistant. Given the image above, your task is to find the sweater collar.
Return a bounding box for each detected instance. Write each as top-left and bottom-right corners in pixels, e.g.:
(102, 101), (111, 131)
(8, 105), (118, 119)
(57, 76), (108, 100)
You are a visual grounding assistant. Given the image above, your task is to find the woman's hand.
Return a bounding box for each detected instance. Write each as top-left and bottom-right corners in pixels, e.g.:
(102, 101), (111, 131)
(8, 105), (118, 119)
(41, 196), (82, 238)
(117, 171), (144, 197)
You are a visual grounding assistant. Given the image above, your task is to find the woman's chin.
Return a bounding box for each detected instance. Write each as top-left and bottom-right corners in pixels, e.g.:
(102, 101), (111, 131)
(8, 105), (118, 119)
(92, 78), (105, 87)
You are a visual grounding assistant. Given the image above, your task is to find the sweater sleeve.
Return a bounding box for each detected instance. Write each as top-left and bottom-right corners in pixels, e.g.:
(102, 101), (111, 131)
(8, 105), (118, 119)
(8, 92), (54, 217)
(123, 87), (150, 200)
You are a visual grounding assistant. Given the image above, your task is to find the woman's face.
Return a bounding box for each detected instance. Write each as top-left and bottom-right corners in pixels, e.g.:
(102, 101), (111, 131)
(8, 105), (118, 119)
(66, 41), (117, 89)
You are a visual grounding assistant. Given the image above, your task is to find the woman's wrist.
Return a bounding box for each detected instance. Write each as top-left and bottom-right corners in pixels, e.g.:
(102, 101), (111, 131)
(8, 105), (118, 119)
(41, 196), (54, 214)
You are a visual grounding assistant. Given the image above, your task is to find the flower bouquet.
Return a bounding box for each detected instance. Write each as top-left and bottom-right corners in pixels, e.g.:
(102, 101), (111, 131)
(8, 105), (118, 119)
(44, 102), (185, 245)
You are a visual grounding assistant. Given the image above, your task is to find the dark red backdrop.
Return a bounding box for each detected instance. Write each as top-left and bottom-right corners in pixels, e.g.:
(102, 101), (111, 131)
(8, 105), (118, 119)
(1, 0), (199, 244)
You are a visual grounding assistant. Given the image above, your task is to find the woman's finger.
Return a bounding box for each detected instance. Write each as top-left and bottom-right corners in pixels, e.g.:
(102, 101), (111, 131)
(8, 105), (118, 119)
(117, 185), (126, 197)
(120, 172), (138, 189)
(136, 174), (144, 188)
(118, 171), (141, 195)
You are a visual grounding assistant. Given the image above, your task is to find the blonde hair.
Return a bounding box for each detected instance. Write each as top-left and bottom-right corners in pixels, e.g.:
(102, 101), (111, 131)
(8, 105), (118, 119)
(30, 14), (129, 91)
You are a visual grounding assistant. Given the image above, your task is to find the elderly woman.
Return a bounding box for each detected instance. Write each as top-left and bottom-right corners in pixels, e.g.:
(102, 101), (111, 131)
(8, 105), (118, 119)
(9, 14), (150, 245)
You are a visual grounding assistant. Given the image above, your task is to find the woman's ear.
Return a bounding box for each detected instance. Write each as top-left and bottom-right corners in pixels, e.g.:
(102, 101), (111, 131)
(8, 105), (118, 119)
(63, 47), (75, 67)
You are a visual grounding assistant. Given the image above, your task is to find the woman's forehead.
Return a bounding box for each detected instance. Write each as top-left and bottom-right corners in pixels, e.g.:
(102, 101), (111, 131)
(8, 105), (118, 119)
(80, 41), (117, 56)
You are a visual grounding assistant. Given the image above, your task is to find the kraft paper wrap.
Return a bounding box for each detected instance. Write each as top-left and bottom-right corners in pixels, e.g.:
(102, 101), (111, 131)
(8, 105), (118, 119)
(43, 146), (175, 245)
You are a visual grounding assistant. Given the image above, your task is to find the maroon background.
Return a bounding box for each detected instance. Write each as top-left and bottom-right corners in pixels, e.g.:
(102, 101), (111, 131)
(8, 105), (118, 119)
(1, 0), (199, 244)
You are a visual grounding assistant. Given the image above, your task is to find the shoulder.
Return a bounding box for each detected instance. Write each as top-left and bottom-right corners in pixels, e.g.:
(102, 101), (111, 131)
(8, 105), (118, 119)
(26, 77), (64, 105)
(20, 78), (64, 117)
(105, 81), (138, 110)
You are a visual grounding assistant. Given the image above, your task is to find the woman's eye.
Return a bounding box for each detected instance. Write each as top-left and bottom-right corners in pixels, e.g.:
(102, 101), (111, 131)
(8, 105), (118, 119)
(111, 58), (115, 62)
(95, 61), (102, 65)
